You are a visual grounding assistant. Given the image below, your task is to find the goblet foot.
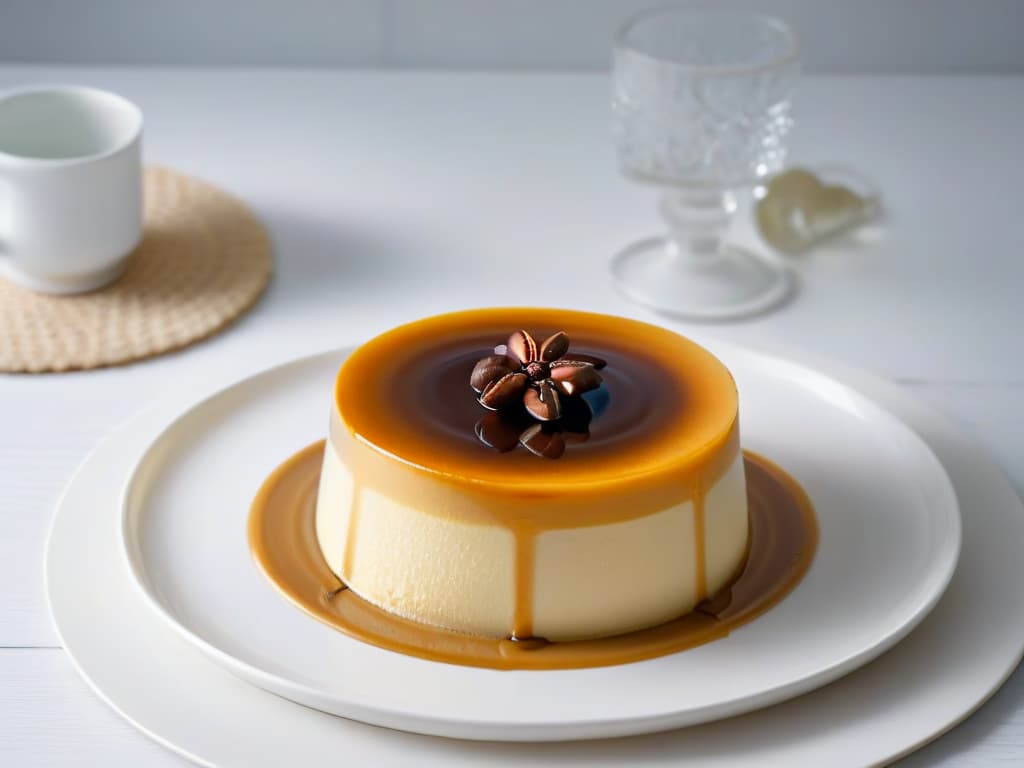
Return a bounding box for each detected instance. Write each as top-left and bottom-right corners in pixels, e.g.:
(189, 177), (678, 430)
(611, 237), (794, 321)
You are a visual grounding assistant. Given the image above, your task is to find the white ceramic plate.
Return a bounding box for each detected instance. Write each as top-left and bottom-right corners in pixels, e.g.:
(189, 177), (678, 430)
(117, 343), (960, 741)
(47, 345), (1024, 766)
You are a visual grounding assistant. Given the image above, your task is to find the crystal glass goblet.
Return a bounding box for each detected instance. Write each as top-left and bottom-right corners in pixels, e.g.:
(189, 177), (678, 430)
(611, 9), (799, 320)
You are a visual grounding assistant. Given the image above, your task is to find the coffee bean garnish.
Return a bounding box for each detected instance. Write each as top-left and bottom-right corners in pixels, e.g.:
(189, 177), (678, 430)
(469, 329), (606, 459)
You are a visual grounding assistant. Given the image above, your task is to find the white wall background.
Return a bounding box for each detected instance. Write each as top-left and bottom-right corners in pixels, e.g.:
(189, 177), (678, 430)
(1, 0), (1022, 73)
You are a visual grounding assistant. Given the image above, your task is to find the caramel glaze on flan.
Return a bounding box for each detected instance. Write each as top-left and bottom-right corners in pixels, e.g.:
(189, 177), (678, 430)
(314, 308), (749, 643)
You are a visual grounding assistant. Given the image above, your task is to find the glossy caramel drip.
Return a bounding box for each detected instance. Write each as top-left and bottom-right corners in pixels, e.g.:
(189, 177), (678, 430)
(325, 582), (348, 600)
(693, 484), (707, 603)
(250, 442), (818, 670)
(512, 524), (536, 639)
(341, 487), (361, 582)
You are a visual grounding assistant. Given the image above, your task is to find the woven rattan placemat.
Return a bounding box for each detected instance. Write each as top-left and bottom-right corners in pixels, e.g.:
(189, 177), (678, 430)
(0, 166), (272, 373)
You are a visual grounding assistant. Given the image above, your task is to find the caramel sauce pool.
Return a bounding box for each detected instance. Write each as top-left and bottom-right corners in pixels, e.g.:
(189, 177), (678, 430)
(249, 442), (818, 671)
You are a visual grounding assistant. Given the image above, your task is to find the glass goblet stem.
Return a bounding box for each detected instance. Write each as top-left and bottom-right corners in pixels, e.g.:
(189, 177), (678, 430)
(659, 188), (738, 262)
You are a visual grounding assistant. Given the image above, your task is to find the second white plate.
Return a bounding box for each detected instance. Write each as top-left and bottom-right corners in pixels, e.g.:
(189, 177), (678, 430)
(120, 342), (961, 741)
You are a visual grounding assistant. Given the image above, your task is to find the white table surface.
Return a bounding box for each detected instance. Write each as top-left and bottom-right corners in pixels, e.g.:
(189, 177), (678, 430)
(0, 67), (1022, 766)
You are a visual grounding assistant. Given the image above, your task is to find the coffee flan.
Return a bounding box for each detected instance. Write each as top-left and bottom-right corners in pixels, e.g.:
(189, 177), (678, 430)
(314, 308), (749, 643)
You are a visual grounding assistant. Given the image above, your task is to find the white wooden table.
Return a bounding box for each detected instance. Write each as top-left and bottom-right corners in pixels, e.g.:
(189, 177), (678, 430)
(1, 68), (1022, 766)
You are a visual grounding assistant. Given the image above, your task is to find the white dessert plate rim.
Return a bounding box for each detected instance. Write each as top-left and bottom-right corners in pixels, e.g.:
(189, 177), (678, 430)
(118, 342), (961, 741)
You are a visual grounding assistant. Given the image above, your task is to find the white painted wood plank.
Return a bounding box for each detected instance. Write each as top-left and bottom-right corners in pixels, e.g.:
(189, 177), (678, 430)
(0, 649), (185, 766)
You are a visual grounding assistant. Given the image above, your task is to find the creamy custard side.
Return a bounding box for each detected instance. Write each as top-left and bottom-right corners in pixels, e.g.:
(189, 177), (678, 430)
(316, 444), (748, 640)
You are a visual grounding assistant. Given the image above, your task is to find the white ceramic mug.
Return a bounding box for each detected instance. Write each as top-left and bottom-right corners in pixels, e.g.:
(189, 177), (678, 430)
(0, 85), (143, 294)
